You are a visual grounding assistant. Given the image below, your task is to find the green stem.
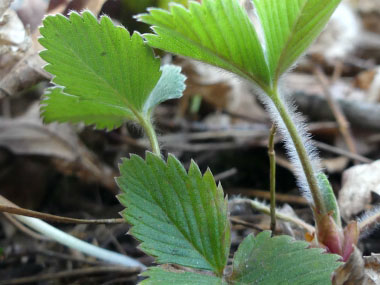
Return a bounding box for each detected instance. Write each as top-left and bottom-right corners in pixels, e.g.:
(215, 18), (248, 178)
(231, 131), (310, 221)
(134, 112), (161, 156)
(270, 89), (326, 215)
(268, 124), (277, 233)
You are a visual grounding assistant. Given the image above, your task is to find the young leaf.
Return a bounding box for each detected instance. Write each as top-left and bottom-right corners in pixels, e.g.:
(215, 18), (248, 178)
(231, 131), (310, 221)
(141, 267), (226, 285)
(229, 231), (342, 284)
(117, 153), (230, 276)
(317, 173), (341, 227)
(252, 0), (341, 82)
(39, 11), (185, 130)
(138, 0), (270, 88)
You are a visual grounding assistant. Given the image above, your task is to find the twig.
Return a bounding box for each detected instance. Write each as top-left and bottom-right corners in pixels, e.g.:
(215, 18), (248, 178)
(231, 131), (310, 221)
(214, 168), (238, 181)
(313, 66), (358, 160)
(35, 248), (101, 265)
(331, 60), (344, 83)
(314, 141), (373, 164)
(232, 198), (315, 233)
(101, 276), (136, 285)
(229, 216), (264, 232)
(0, 266), (140, 285)
(292, 92), (380, 132)
(227, 188), (308, 205)
(268, 124), (277, 233)
(0, 205), (125, 224)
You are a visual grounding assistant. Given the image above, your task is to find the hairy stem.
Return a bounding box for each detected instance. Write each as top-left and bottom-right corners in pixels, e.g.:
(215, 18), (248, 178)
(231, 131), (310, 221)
(268, 124), (277, 233)
(134, 112), (161, 155)
(270, 89), (326, 215)
(359, 210), (380, 234)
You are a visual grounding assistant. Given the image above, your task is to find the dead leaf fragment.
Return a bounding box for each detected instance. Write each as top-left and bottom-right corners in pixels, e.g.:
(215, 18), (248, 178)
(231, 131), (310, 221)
(0, 103), (117, 192)
(0, 0), (12, 19)
(332, 247), (370, 285)
(0, 4), (31, 78)
(364, 254), (380, 284)
(338, 160), (380, 220)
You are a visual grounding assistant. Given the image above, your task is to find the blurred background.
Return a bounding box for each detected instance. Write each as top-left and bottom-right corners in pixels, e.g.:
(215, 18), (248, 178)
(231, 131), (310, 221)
(1, 0), (380, 283)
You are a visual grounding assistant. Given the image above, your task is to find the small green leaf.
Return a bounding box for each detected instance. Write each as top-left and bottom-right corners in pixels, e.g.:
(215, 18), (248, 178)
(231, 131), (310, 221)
(229, 231), (342, 285)
(142, 64), (186, 114)
(117, 153), (230, 275)
(253, 0), (341, 82)
(317, 173), (341, 227)
(139, 0), (270, 88)
(140, 267), (226, 285)
(39, 11), (185, 130)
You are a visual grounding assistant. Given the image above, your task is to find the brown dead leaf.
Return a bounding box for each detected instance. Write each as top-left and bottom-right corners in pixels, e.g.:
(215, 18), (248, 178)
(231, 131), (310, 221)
(310, 3), (360, 61)
(354, 69), (377, 91)
(338, 160), (380, 220)
(364, 254), (380, 284)
(321, 157), (350, 174)
(0, 2), (31, 78)
(333, 247), (371, 285)
(63, 0), (107, 16)
(0, 103), (117, 192)
(0, 0), (12, 18)
(347, 0), (380, 13)
(14, 0), (49, 32)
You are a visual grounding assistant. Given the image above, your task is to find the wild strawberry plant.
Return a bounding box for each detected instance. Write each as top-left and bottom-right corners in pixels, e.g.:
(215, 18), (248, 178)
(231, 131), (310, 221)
(37, 0), (359, 283)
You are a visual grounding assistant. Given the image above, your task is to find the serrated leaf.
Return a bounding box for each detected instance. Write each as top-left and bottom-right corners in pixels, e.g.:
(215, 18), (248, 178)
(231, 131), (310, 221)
(39, 11), (185, 130)
(117, 153), (230, 275)
(139, 0), (270, 88)
(252, 0), (341, 82)
(229, 231), (342, 285)
(140, 267), (225, 285)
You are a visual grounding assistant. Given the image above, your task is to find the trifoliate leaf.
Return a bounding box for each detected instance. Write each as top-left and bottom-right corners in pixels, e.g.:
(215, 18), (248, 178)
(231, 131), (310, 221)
(252, 0), (341, 82)
(139, 0), (270, 88)
(229, 231), (342, 285)
(140, 267), (226, 285)
(39, 11), (185, 130)
(117, 153), (230, 276)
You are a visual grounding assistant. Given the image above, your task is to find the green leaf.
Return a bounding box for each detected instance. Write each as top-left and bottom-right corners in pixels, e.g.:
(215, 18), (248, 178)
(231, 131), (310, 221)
(229, 231), (342, 285)
(39, 11), (185, 130)
(138, 0), (270, 88)
(140, 267), (226, 285)
(317, 173), (341, 227)
(117, 153), (230, 275)
(253, 0), (341, 82)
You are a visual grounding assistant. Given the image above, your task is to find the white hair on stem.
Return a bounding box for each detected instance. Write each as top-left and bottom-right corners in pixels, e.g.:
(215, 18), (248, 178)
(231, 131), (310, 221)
(255, 85), (322, 204)
(357, 205), (380, 238)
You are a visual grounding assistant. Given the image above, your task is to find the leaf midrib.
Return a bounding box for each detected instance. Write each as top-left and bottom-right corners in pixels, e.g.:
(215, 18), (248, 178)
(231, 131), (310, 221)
(274, 0), (310, 81)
